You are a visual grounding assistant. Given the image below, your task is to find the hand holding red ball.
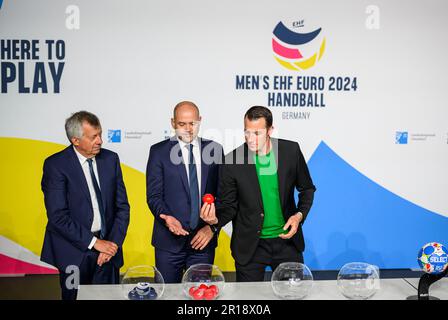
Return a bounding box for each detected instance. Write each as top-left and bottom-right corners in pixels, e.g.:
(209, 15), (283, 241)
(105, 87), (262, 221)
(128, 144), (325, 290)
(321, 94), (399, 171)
(202, 193), (214, 204)
(200, 194), (218, 225)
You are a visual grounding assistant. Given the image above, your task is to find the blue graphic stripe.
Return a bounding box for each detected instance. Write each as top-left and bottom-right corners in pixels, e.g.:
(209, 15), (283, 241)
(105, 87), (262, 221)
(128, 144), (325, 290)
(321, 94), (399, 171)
(300, 141), (448, 270)
(273, 22), (321, 45)
(0, 0), (3, 10)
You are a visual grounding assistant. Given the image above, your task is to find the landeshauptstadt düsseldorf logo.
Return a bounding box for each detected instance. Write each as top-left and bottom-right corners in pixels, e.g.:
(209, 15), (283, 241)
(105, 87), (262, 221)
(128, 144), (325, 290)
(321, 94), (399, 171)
(272, 20), (326, 71)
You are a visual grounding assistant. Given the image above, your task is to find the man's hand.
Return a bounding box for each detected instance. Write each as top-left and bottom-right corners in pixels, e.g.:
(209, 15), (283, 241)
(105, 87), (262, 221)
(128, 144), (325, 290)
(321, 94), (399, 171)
(160, 214), (189, 236)
(279, 212), (303, 240)
(97, 252), (112, 266)
(200, 203), (218, 225)
(93, 239), (118, 256)
(190, 225), (214, 250)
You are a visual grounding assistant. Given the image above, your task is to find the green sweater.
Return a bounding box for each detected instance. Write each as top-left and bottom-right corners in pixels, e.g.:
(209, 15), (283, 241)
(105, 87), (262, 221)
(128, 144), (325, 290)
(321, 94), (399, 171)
(254, 150), (285, 238)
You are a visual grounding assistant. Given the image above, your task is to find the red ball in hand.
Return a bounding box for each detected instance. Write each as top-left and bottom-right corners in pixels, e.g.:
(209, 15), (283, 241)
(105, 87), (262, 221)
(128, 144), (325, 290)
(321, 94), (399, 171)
(202, 194), (215, 204)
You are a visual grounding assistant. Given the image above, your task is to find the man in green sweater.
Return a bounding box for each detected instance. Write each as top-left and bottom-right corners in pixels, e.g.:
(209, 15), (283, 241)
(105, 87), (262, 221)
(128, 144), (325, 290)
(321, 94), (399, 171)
(202, 106), (316, 281)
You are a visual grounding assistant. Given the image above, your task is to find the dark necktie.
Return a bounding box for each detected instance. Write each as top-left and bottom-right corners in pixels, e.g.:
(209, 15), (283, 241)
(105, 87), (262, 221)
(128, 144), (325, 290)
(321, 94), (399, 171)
(87, 158), (106, 239)
(188, 144), (199, 229)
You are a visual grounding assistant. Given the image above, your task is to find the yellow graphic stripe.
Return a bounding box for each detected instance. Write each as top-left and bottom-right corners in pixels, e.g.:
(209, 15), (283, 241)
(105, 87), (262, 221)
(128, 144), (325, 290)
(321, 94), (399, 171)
(274, 56), (299, 71)
(294, 53), (317, 70)
(318, 37), (326, 61)
(275, 37), (326, 71)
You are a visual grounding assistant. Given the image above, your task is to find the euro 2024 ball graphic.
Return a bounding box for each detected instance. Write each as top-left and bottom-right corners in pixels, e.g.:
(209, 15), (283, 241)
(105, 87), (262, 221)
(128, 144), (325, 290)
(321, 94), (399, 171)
(417, 242), (448, 274)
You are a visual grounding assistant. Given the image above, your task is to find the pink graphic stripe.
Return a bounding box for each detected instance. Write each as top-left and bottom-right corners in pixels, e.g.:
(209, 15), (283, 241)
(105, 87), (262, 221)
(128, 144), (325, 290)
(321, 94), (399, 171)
(272, 38), (303, 59)
(0, 253), (58, 275)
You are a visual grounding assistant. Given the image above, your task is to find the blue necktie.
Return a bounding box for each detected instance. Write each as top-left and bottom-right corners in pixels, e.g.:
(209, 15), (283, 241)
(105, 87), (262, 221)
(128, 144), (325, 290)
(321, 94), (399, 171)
(87, 158), (107, 239)
(188, 144), (200, 229)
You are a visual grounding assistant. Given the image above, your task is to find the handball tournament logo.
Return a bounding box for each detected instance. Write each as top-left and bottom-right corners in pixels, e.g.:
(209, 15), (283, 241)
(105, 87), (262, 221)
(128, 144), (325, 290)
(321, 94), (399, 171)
(272, 20), (326, 71)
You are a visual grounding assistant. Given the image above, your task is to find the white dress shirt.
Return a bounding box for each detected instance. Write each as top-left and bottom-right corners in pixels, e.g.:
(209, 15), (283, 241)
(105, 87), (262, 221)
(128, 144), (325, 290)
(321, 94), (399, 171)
(73, 146), (102, 250)
(177, 137), (202, 193)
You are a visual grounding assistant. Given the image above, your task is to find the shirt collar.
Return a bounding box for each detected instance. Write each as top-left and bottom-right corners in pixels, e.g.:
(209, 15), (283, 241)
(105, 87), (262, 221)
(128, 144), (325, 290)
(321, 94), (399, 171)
(177, 136), (200, 149)
(73, 145), (96, 165)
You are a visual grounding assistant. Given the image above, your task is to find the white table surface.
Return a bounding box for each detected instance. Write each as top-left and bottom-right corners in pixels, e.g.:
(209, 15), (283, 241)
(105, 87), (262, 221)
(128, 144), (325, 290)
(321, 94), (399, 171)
(78, 279), (419, 300)
(403, 278), (448, 300)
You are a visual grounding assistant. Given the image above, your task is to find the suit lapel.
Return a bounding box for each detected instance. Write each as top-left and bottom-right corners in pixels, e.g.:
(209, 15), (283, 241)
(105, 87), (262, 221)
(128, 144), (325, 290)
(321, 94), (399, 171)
(245, 144), (264, 210)
(68, 146), (92, 207)
(171, 140), (190, 196)
(200, 138), (209, 196)
(272, 138), (286, 210)
(95, 152), (108, 214)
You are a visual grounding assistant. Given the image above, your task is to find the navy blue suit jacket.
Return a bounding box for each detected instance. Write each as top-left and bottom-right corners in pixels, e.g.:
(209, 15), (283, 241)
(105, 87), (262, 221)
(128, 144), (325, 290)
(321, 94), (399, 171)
(40, 146), (130, 271)
(146, 137), (223, 253)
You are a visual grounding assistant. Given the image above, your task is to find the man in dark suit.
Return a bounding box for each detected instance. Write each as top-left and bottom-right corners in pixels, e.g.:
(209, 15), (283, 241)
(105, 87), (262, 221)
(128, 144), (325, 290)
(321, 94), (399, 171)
(146, 101), (223, 283)
(202, 106), (316, 281)
(40, 111), (130, 300)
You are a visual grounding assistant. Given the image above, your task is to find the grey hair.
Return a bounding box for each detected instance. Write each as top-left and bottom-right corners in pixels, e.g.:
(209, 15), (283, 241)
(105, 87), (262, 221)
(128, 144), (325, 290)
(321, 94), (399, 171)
(65, 111), (101, 142)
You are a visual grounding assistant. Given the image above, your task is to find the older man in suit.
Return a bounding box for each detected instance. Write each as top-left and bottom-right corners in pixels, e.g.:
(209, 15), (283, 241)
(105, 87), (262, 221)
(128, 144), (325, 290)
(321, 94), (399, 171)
(40, 111), (130, 300)
(146, 101), (223, 283)
(202, 106), (316, 282)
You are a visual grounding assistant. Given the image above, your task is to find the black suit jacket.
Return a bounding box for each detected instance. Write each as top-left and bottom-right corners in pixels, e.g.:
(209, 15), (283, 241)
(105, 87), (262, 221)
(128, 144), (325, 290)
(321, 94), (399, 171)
(216, 138), (316, 265)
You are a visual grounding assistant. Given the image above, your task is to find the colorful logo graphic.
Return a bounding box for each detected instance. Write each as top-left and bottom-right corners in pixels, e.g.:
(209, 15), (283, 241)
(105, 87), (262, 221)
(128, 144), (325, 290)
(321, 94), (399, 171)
(418, 242), (448, 274)
(272, 21), (326, 71)
(395, 131), (408, 144)
(108, 129), (121, 143)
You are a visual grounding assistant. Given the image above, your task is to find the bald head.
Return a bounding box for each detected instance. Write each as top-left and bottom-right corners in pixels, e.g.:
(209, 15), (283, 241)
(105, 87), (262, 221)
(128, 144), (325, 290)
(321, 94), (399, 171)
(171, 101), (202, 143)
(173, 101), (200, 119)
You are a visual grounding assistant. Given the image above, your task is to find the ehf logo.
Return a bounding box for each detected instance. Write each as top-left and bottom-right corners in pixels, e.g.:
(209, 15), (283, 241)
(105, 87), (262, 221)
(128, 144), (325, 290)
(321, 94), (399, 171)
(395, 131), (408, 144)
(108, 129), (121, 143)
(272, 20), (326, 71)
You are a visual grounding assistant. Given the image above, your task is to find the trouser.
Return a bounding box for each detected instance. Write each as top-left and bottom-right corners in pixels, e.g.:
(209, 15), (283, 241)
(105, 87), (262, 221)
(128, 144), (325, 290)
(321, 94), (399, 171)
(155, 234), (215, 283)
(235, 237), (303, 282)
(58, 248), (119, 300)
